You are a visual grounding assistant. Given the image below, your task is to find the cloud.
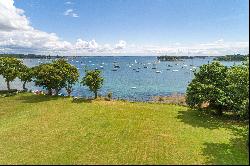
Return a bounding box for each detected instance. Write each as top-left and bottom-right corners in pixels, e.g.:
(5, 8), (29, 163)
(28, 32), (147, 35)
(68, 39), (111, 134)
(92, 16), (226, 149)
(0, 0), (31, 31)
(65, 1), (73, 5)
(115, 40), (127, 49)
(64, 9), (79, 18)
(139, 39), (249, 56)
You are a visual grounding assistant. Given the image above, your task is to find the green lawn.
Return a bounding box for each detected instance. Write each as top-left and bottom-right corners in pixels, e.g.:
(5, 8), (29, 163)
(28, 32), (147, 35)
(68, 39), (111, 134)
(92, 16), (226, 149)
(0, 93), (248, 164)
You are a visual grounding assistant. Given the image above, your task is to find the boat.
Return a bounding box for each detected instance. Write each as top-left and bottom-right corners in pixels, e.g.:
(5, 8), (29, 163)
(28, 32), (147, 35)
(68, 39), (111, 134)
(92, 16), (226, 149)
(144, 66), (147, 68)
(100, 66), (104, 68)
(112, 68), (117, 71)
(131, 87), (136, 89)
(114, 65), (120, 68)
(129, 65), (132, 68)
(173, 70), (179, 72)
(135, 60), (137, 63)
(152, 63), (157, 69)
(156, 71), (161, 73)
(166, 69), (170, 70)
(136, 70), (139, 72)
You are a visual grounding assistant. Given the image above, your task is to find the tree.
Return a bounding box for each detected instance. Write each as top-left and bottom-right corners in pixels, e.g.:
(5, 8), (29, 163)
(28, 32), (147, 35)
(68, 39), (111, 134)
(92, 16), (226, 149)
(52, 59), (79, 96)
(19, 65), (34, 91)
(33, 59), (79, 96)
(33, 63), (60, 95)
(226, 64), (249, 118)
(0, 57), (23, 91)
(186, 61), (229, 115)
(81, 69), (104, 99)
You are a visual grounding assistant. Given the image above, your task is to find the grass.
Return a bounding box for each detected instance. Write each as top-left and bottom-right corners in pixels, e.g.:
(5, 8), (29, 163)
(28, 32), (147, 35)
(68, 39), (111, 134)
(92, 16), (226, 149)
(0, 93), (248, 165)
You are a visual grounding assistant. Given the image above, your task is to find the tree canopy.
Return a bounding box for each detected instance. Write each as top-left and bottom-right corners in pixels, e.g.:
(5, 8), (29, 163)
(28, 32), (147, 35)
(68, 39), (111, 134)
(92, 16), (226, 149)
(81, 69), (104, 99)
(0, 57), (24, 90)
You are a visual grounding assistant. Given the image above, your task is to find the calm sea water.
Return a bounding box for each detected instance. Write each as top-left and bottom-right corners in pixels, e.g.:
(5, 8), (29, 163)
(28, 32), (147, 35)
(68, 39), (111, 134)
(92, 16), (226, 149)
(0, 56), (241, 101)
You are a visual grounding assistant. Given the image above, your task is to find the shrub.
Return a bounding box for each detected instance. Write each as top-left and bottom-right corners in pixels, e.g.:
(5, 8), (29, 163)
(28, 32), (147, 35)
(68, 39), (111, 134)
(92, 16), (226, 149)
(186, 61), (229, 115)
(107, 92), (112, 100)
(186, 60), (249, 119)
(158, 96), (164, 102)
(225, 64), (249, 119)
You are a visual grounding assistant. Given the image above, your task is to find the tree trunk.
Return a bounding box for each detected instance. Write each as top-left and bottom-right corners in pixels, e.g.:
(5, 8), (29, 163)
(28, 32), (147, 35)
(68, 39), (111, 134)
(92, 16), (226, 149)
(23, 81), (27, 91)
(48, 88), (52, 95)
(94, 91), (98, 99)
(55, 88), (59, 96)
(66, 88), (72, 97)
(216, 108), (223, 116)
(6, 80), (10, 91)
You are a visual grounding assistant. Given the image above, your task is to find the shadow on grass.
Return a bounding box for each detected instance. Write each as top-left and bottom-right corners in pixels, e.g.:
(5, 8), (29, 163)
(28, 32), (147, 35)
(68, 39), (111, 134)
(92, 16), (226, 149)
(71, 98), (93, 103)
(18, 94), (61, 103)
(202, 136), (249, 164)
(176, 108), (246, 130)
(177, 108), (249, 164)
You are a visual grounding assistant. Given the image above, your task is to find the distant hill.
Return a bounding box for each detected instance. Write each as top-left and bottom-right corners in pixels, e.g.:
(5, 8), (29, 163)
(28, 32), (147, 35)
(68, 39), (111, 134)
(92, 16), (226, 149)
(0, 54), (61, 59)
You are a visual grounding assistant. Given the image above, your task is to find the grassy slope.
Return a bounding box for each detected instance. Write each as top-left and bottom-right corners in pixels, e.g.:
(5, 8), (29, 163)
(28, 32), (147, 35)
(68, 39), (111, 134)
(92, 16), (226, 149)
(0, 93), (248, 165)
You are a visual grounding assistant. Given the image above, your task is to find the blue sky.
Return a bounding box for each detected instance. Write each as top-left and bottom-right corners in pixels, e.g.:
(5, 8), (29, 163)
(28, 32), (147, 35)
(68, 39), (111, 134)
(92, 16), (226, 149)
(0, 0), (249, 55)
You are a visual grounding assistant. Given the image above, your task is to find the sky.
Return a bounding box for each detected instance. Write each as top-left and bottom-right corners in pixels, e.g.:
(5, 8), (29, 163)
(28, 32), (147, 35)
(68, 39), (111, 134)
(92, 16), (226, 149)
(0, 0), (249, 56)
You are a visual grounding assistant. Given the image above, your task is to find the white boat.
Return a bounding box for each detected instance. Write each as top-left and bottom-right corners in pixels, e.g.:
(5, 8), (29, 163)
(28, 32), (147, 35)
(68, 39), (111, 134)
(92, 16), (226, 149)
(131, 87), (136, 89)
(173, 70), (179, 72)
(183, 65), (187, 67)
(129, 65), (131, 68)
(156, 71), (161, 73)
(100, 66), (104, 68)
(135, 60), (137, 63)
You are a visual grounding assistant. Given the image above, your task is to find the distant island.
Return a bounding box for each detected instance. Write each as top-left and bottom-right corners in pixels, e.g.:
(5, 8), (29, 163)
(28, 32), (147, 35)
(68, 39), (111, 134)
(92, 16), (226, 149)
(157, 54), (249, 61)
(213, 54), (249, 61)
(157, 55), (209, 61)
